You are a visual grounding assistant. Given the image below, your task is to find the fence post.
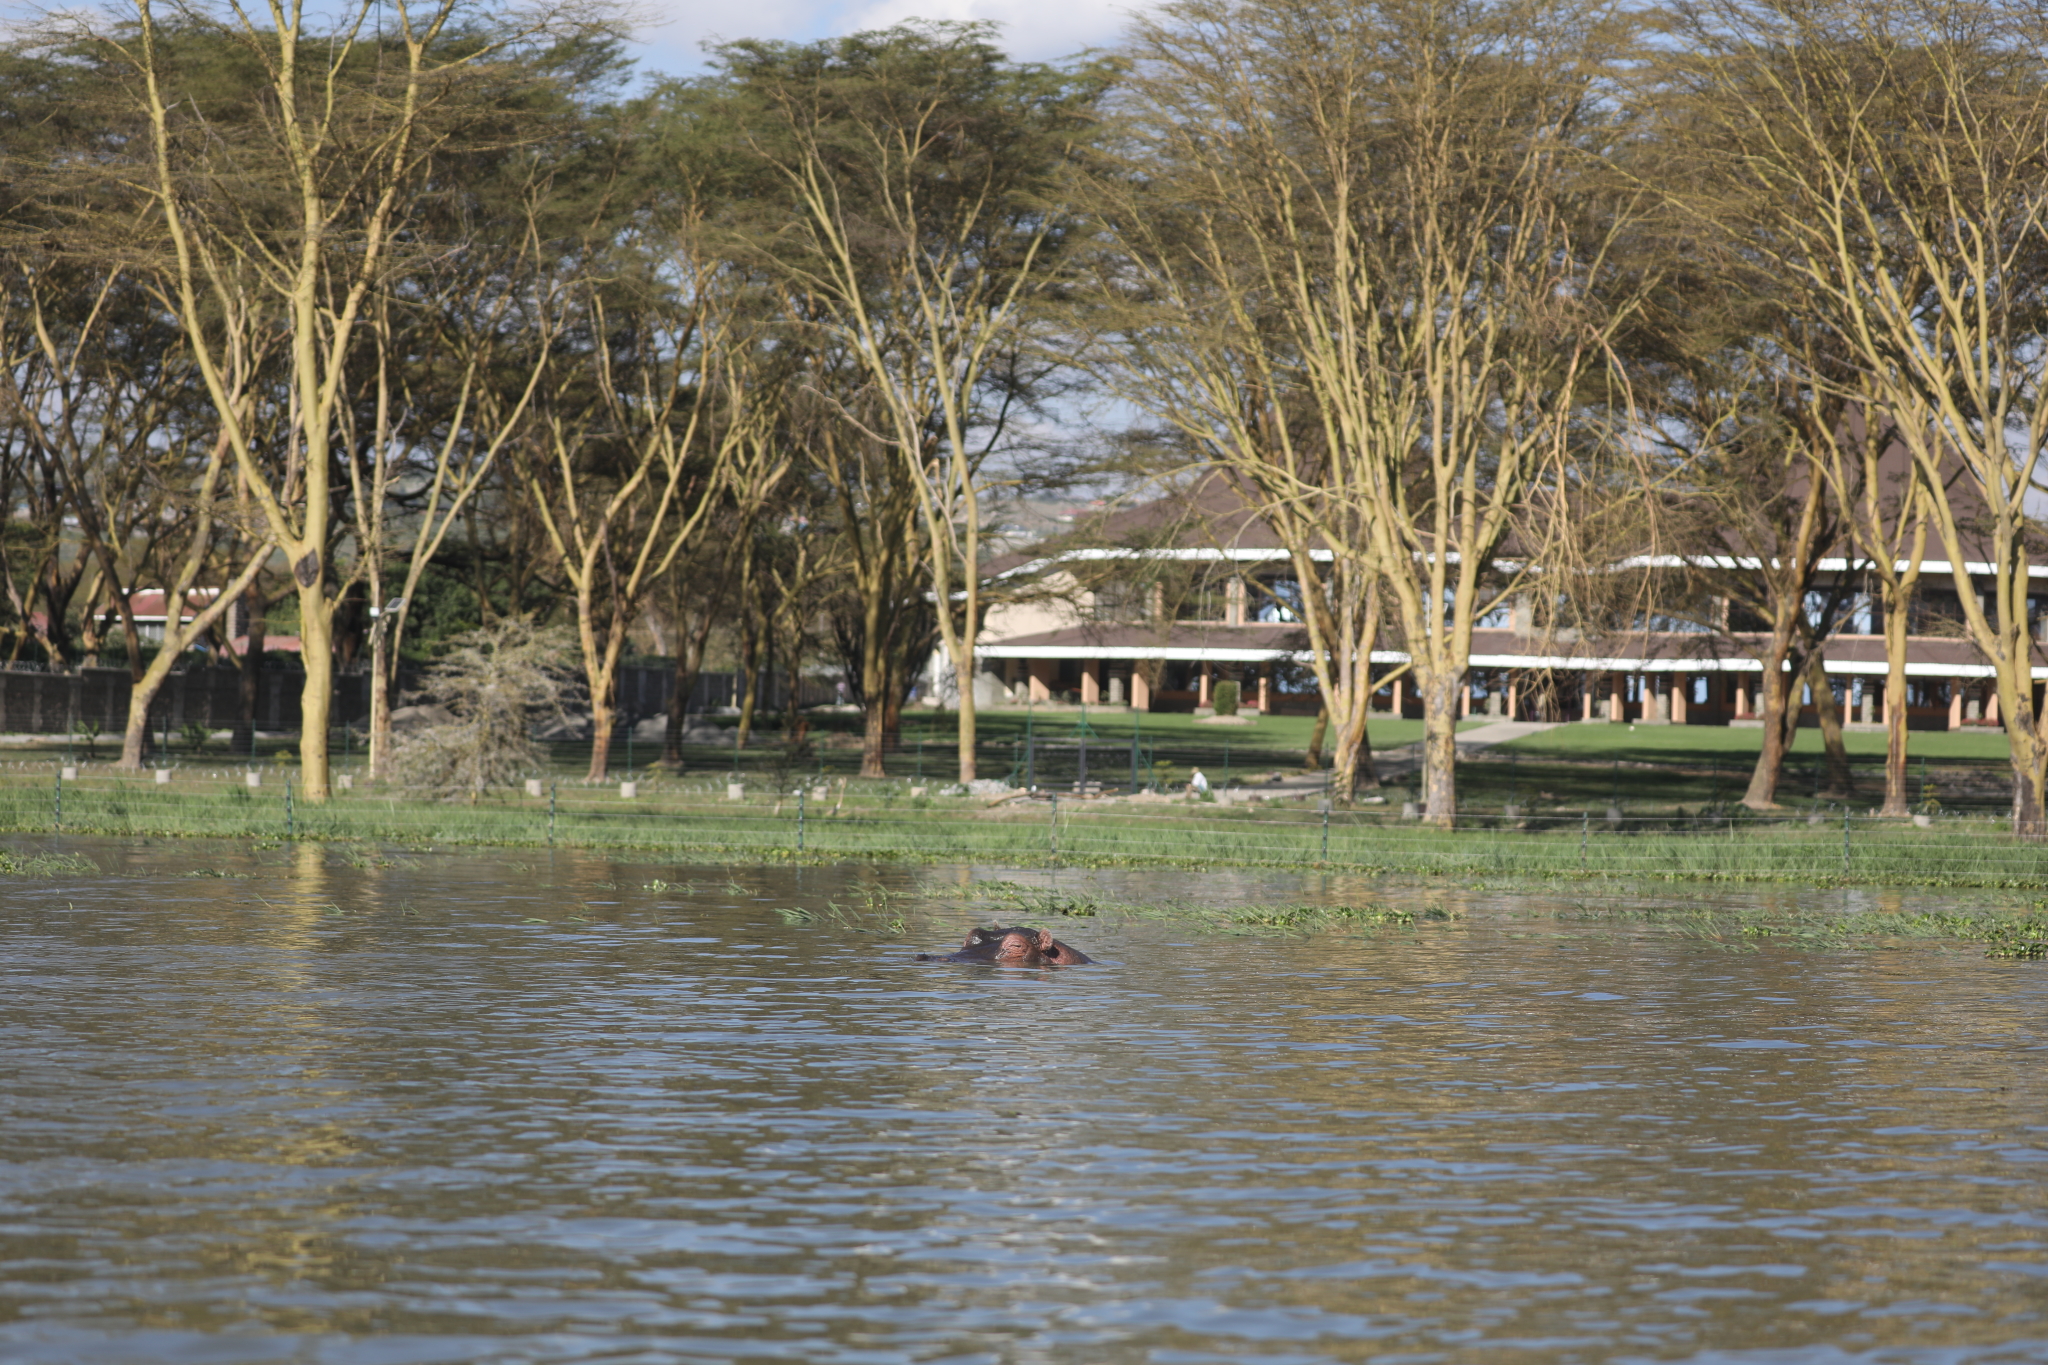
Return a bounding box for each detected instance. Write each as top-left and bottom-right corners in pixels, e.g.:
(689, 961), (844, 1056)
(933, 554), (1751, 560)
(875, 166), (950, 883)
(1321, 800), (1330, 862)
(797, 786), (806, 854)
(1842, 804), (1850, 877)
(548, 779), (557, 846)
(53, 767), (61, 833)
(1129, 715), (1140, 794)
(1049, 792), (1058, 860)
(1580, 811), (1588, 871)
(285, 775), (294, 840)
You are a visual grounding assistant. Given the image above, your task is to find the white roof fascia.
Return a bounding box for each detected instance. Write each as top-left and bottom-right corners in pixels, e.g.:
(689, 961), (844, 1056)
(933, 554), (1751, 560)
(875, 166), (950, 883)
(1624, 553), (2048, 578)
(982, 644), (2037, 678)
(999, 549), (2048, 581)
(1816, 556), (2048, 577)
(977, 643), (1298, 663)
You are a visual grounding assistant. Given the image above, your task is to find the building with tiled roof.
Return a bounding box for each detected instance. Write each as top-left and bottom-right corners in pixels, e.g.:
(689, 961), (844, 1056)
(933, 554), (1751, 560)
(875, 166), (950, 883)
(963, 473), (2048, 731)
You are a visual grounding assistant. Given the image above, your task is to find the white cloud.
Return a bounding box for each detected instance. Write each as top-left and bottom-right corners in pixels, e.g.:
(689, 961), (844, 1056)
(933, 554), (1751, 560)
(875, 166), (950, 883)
(626, 0), (1145, 79)
(843, 0), (1138, 60)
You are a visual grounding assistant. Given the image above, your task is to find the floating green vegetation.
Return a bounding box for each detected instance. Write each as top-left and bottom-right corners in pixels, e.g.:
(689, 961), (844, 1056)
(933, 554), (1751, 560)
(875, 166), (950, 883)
(1503, 898), (2048, 960)
(1984, 917), (2048, 959)
(773, 901), (907, 935)
(970, 884), (1450, 936)
(963, 880), (2048, 959)
(1233, 903), (1427, 930)
(0, 850), (96, 876)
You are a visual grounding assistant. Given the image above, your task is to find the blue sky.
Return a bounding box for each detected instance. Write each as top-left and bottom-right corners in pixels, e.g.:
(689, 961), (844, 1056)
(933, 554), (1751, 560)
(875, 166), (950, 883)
(628, 0), (1141, 78)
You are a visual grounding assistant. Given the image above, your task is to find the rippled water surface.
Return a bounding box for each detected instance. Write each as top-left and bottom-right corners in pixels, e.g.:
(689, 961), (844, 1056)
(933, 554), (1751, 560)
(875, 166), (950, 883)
(2, 837), (2045, 1364)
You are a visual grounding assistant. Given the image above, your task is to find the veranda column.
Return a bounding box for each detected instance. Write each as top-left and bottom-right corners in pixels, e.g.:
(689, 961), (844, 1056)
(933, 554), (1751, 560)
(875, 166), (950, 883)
(1080, 661), (1101, 706)
(1985, 687), (1999, 726)
(1131, 670), (1151, 712)
(1028, 660), (1053, 703)
(1257, 673), (1270, 714)
(1392, 676), (1405, 717)
(1507, 676), (1519, 720)
(1461, 683), (1472, 718)
(1735, 677), (1750, 718)
(1672, 673), (1689, 724)
(1198, 665), (1212, 708)
(1949, 680), (1964, 731)
(1609, 673), (1625, 723)
(1582, 674), (1596, 721)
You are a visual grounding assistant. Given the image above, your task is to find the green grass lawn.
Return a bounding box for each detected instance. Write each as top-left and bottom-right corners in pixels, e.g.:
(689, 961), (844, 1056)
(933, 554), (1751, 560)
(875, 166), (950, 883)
(1494, 720), (2012, 765)
(13, 708), (2015, 812)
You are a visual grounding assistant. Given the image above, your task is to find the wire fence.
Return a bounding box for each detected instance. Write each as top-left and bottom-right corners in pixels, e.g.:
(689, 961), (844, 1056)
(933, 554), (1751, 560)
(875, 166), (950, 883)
(11, 760), (2048, 889)
(43, 725), (2020, 813)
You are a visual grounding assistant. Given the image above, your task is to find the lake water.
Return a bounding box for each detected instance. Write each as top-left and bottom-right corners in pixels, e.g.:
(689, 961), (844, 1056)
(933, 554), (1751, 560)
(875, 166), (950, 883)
(1, 837), (2044, 1364)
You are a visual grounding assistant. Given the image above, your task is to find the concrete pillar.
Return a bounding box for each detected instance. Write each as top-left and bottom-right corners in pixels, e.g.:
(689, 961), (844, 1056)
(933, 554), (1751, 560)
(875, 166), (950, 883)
(1672, 673), (1689, 724)
(1131, 671), (1151, 712)
(1736, 678), (1750, 717)
(1949, 679), (1964, 731)
(1198, 666), (1211, 707)
(1392, 676), (1405, 717)
(1028, 660), (1053, 703)
(1257, 673), (1270, 713)
(1507, 677), (1519, 720)
(1986, 688), (1999, 726)
(1080, 661), (1101, 706)
(1582, 675), (1596, 721)
(1609, 673), (1624, 723)
(1462, 683), (1472, 718)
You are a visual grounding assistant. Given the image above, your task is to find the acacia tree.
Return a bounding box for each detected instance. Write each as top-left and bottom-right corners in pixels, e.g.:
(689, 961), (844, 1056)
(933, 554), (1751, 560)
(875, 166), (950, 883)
(344, 206), (560, 783)
(1673, 0), (2048, 834)
(1822, 411), (1930, 816)
(6, 265), (277, 767)
(523, 197), (767, 781)
(1682, 403), (1850, 809)
(2, 266), (169, 684)
(80, 0), (609, 801)
(809, 380), (939, 778)
(1107, 0), (1639, 819)
(706, 25), (1104, 786)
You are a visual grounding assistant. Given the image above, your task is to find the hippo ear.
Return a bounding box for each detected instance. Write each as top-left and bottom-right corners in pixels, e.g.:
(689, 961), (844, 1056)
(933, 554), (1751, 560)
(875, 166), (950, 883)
(1036, 929), (1060, 952)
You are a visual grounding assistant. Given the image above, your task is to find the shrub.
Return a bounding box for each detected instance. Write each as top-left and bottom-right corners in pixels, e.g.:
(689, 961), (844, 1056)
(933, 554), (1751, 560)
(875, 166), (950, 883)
(389, 619), (577, 800)
(1212, 680), (1240, 716)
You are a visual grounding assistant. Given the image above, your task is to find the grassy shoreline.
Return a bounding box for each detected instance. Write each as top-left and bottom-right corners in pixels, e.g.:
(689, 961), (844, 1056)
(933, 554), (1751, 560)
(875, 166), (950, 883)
(967, 884), (2048, 959)
(11, 765), (2048, 890)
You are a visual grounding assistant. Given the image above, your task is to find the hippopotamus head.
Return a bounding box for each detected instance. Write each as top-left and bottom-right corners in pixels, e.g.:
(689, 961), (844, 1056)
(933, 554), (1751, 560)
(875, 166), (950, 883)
(920, 925), (1093, 966)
